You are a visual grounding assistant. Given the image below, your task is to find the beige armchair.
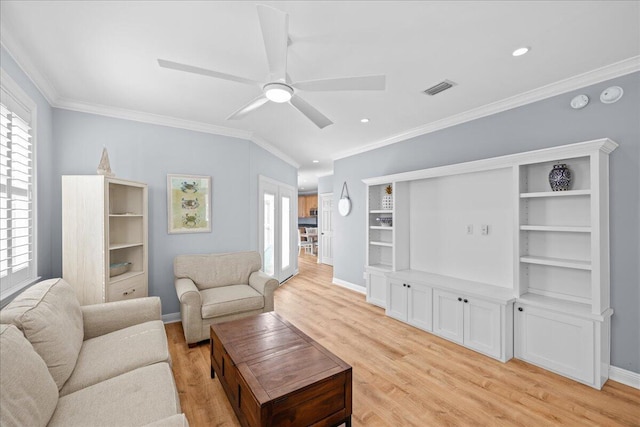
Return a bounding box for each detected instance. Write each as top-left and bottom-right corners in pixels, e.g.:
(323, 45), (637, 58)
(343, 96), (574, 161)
(173, 251), (279, 347)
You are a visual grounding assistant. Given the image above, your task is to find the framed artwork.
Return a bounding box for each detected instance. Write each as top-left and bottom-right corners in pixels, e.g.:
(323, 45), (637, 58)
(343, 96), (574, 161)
(167, 174), (212, 234)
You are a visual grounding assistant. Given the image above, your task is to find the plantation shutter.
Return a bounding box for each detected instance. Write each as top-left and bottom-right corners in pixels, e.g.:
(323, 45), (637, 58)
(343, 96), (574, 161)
(0, 86), (35, 296)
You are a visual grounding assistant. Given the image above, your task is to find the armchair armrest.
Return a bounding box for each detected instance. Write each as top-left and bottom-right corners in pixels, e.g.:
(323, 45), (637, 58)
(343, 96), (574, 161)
(175, 278), (201, 306)
(81, 296), (162, 340)
(249, 271), (279, 312)
(174, 278), (203, 345)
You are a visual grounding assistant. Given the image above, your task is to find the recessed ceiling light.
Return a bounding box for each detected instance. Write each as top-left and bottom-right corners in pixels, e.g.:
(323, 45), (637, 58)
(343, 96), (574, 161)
(312, 160), (319, 163)
(360, 118), (370, 123)
(512, 47), (530, 57)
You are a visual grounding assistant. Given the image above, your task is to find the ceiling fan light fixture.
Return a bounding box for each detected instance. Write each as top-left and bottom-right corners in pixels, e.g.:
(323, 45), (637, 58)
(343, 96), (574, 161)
(264, 83), (293, 103)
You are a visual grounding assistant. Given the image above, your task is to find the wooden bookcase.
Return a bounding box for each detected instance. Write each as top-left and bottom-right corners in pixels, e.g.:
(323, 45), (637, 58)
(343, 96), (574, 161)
(363, 139), (617, 387)
(62, 176), (148, 305)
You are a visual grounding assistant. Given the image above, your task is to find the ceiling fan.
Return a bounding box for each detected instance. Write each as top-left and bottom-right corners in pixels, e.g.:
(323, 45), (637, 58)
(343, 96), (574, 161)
(158, 4), (385, 129)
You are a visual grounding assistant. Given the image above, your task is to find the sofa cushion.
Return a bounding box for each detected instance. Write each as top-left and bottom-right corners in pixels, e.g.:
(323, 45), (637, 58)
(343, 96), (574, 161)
(174, 251), (261, 290)
(200, 284), (264, 319)
(0, 278), (84, 390)
(142, 414), (190, 427)
(49, 363), (181, 427)
(59, 320), (171, 396)
(0, 324), (59, 427)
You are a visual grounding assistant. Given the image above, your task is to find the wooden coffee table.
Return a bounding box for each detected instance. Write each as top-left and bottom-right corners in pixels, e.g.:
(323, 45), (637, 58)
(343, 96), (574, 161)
(210, 312), (352, 427)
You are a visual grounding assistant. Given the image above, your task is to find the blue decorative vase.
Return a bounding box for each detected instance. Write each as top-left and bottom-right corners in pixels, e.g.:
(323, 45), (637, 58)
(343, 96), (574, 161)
(548, 163), (572, 191)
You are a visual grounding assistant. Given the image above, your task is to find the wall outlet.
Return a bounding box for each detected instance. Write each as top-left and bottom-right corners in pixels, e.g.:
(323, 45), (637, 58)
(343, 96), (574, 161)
(481, 224), (489, 235)
(466, 224), (473, 235)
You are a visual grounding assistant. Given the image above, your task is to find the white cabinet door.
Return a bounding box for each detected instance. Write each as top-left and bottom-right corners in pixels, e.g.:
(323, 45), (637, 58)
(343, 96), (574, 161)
(386, 280), (408, 322)
(366, 272), (387, 308)
(433, 289), (464, 344)
(463, 297), (502, 358)
(515, 304), (594, 385)
(408, 282), (432, 332)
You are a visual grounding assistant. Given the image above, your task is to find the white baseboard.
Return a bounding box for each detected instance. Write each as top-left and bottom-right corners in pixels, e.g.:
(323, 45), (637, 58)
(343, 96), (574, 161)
(162, 312), (181, 324)
(332, 278), (366, 295)
(609, 366), (640, 389)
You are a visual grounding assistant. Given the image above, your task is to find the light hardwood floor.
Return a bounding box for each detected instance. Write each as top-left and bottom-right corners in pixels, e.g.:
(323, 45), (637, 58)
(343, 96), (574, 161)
(165, 254), (640, 426)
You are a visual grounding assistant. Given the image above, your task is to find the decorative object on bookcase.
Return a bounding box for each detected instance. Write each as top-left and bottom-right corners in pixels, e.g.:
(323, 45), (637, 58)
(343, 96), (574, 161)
(376, 217), (393, 227)
(96, 147), (114, 177)
(382, 184), (393, 209)
(338, 182), (352, 216)
(109, 262), (131, 277)
(548, 163), (572, 191)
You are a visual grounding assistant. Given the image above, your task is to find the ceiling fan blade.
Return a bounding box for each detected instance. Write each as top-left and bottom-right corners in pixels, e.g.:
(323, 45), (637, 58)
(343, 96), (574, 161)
(257, 5), (288, 82)
(226, 95), (269, 120)
(290, 95), (333, 129)
(292, 75), (386, 91)
(158, 59), (260, 87)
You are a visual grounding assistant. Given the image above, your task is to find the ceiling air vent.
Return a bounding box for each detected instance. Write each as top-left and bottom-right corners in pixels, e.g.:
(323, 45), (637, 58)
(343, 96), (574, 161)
(423, 80), (457, 96)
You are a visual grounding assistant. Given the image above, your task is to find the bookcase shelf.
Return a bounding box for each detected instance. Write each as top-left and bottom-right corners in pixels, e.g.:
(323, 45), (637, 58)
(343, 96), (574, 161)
(63, 176), (148, 305)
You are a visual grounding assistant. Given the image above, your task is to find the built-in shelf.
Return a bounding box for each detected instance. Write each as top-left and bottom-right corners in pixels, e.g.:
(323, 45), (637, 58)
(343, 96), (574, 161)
(368, 263), (393, 272)
(369, 209), (393, 214)
(109, 270), (144, 284)
(109, 242), (144, 250)
(520, 225), (591, 233)
(520, 255), (591, 270)
(520, 189), (591, 198)
(370, 226), (393, 230)
(109, 214), (143, 217)
(370, 241), (393, 247)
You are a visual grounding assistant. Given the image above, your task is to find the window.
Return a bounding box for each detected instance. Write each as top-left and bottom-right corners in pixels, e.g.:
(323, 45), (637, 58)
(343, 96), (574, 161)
(1, 70), (37, 300)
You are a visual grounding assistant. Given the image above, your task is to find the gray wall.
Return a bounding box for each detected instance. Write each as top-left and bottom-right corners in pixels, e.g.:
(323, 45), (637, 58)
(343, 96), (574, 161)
(332, 71), (640, 373)
(1, 47), (55, 282)
(51, 109), (297, 315)
(318, 174), (333, 194)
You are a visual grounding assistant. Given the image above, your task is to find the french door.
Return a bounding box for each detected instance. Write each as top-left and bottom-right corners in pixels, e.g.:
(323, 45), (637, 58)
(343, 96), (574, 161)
(319, 193), (334, 265)
(258, 176), (295, 283)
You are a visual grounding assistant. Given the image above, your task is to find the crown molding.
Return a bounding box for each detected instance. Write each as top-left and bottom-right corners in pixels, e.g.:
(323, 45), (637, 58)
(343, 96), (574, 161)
(57, 98), (299, 168)
(0, 22), (58, 106)
(56, 97), (252, 139)
(334, 56), (640, 161)
(250, 134), (300, 168)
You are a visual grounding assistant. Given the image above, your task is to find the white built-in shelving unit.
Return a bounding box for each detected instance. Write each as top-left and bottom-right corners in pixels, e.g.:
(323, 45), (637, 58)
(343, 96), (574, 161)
(62, 176), (148, 305)
(363, 138), (617, 388)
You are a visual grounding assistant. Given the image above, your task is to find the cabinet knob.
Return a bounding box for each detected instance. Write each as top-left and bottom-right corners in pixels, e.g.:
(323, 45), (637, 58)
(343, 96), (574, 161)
(407, 284), (411, 288)
(403, 283), (406, 287)
(458, 297), (462, 302)
(463, 299), (468, 303)
(518, 307), (523, 312)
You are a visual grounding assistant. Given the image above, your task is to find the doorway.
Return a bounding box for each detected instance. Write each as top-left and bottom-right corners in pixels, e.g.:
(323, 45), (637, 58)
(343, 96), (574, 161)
(258, 176), (295, 283)
(318, 193), (334, 266)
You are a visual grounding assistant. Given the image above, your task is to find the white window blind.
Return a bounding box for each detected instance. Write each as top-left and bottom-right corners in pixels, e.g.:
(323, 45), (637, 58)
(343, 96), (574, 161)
(0, 95), (35, 297)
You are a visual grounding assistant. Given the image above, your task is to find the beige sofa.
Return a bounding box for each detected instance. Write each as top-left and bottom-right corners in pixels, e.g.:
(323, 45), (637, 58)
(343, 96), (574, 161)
(0, 278), (188, 427)
(174, 251), (279, 346)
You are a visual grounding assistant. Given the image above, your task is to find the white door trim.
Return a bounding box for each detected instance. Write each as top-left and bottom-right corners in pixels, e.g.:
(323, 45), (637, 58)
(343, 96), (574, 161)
(258, 175), (296, 282)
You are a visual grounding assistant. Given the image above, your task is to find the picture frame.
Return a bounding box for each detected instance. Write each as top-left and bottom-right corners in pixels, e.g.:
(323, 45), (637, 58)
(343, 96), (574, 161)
(167, 174), (212, 234)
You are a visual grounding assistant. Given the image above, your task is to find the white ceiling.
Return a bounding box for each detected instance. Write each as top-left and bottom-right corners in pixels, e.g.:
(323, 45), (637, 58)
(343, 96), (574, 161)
(2, 1), (639, 191)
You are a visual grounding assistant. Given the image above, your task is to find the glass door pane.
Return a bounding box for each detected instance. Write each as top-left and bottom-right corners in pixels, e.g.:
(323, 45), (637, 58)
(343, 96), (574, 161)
(263, 193), (275, 276)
